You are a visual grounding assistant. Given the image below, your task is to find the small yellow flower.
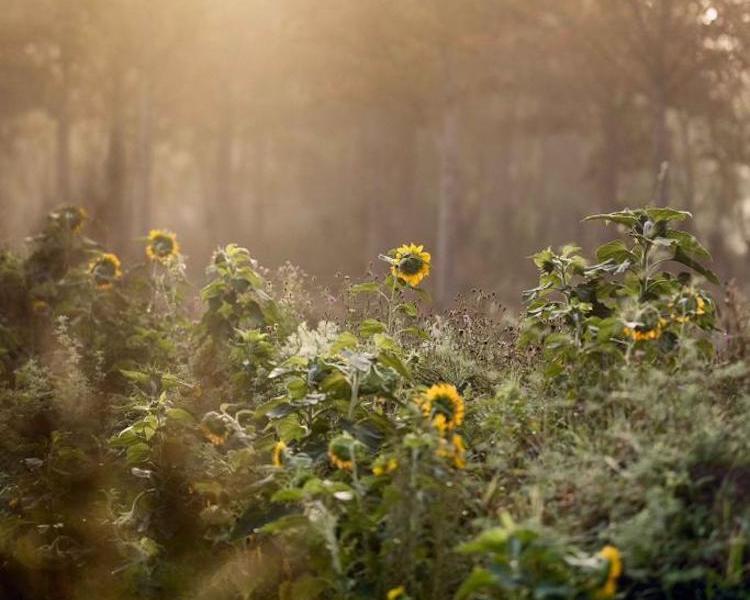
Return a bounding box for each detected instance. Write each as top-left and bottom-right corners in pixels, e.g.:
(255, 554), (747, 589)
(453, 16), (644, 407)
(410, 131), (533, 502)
(146, 229), (180, 263)
(419, 383), (465, 432)
(387, 586), (406, 600)
(596, 545), (623, 599)
(372, 457), (398, 477)
(695, 296), (706, 315)
(89, 252), (123, 290)
(272, 441), (286, 467)
(390, 243), (431, 287)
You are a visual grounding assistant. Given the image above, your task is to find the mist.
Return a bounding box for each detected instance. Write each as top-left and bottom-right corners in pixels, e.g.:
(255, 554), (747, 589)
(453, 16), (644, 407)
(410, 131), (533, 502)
(1, 0), (749, 305)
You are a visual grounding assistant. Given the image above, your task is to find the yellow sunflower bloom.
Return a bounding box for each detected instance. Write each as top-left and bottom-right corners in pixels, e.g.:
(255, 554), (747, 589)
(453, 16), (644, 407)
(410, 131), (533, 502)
(622, 323), (662, 342)
(146, 229), (180, 263)
(419, 383), (465, 432)
(390, 243), (431, 287)
(89, 252), (123, 290)
(272, 441), (286, 468)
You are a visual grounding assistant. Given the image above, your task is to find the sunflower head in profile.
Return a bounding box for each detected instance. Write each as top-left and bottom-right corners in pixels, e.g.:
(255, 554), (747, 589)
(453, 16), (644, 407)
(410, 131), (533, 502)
(89, 252), (123, 290)
(55, 205), (88, 234)
(419, 383), (465, 432)
(388, 243), (431, 287)
(146, 229), (180, 263)
(272, 441), (287, 468)
(328, 433), (361, 471)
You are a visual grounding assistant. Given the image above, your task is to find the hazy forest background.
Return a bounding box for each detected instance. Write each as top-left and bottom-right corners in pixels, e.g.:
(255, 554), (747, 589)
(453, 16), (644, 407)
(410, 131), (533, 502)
(1, 0), (749, 306)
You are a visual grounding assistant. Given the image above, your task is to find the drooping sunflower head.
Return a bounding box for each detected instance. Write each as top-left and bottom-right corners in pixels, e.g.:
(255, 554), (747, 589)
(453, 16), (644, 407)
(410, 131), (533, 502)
(390, 243), (431, 287)
(146, 229), (180, 263)
(272, 441), (287, 468)
(200, 414), (228, 447)
(54, 205), (88, 234)
(89, 252), (123, 290)
(328, 434), (360, 471)
(669, 291), (710, 324)
(420, 383), (464, 432)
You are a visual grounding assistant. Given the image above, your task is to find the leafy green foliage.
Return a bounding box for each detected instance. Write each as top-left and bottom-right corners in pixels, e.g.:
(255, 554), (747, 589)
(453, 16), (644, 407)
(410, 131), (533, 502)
(0, 206), (748, 600)
(522, 207), (718, 382)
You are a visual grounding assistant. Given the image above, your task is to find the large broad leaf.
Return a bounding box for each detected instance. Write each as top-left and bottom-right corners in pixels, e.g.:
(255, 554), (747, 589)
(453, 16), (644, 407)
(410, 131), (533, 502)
(454, 567), (497, 600)
(231, 504), (303, 539)
(583, 210), (638, 227)
(665, 230), (711, 259)
(349, 281), (380, 294)
(378, 350), (411, 378)
(672, 247), (719, 284)
(644, 207), (692, 222)
(595, 240), (637, 264)
(359, 319), (386, 337)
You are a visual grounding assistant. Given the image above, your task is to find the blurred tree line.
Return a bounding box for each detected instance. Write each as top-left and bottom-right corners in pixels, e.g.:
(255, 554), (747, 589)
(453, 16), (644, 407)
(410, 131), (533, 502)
(0, 0), (748, 304)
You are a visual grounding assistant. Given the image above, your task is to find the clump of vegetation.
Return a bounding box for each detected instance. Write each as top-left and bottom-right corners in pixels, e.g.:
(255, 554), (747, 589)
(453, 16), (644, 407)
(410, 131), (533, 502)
(0, 205), (748, 600)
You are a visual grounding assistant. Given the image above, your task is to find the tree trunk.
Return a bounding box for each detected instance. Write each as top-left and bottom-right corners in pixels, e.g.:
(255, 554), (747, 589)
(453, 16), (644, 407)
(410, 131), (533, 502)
(210, 100), (234, 246)
(102, 62), (128, 252)
(134, 75), (154, 238)
(652, 86), (671, 204)
(599, 97), (621, 210)
(250, 125), (272, 255)
(678, 111), (695, 213)
(435, 101), (459, 305)
(54, 55), (71, 209)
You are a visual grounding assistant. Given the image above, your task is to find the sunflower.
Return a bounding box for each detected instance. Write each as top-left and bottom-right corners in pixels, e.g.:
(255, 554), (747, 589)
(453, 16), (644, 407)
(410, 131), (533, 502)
(419, 383), (465, 432)
(328, 434), (357, 471)
(372, 456), (398, 477)
(57, 205), (88, 234)
(390, 243), (431, 287)
(272, 441), (286, 468)
(437, 434), (467, 469)
(622, 321), (664, 342)
(89, 252), (123, 290)
(595, 545), (622, 599)
(146, 229), (180, 263)
(386, 586), (406, 600)
(670, 293), (708, 324)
